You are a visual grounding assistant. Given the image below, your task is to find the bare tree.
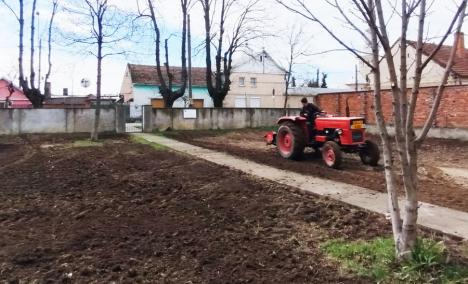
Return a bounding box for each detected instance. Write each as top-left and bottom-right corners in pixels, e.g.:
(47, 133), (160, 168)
(44, 0), (59, 96)
(138, 0), (190, 107)
(275, 0), (467, 258)
(282, 24), (311, 109)
(66, 0), (132, 140)
(199, 0), (261, 107)
(29, 0), (37, 90)
(1, 0), (44, 107)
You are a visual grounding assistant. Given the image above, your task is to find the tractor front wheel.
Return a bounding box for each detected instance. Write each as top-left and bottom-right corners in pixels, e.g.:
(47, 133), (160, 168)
(359, 140), (380, 166)
(322, 141), (342, 169)
(276, 122), (306, 160)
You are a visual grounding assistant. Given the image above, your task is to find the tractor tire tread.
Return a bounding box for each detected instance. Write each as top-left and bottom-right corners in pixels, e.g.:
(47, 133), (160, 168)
(322, 141), (342, 169)
(277, 122), (306, 160)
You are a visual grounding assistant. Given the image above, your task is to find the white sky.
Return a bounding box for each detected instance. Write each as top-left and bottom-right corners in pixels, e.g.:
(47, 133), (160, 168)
(0, 0), (466, 96)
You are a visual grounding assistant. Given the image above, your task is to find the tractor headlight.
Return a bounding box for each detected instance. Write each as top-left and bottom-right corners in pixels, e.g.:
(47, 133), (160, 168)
(336, 129), (343, 135)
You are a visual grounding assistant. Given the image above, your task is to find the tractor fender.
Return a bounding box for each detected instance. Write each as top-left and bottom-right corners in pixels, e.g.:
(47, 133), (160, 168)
(277, 116), (307, 125)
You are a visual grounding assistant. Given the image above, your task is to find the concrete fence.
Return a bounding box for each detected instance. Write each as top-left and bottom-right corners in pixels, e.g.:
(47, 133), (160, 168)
(143, 107), (301, 132)
(3, 106), (466, 140)
(0, 108), (122, 135)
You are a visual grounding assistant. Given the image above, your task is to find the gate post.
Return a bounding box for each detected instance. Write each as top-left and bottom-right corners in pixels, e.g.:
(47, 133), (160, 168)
(115, 105), (126, 134)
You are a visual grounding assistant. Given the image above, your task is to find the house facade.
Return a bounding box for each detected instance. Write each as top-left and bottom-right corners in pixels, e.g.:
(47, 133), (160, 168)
(361, 32), (468, 89)
(225, 49), (288, 108)
(121, 50), (288, 110)
(120, 64), (212, 116)
(0, 79), (32, 108)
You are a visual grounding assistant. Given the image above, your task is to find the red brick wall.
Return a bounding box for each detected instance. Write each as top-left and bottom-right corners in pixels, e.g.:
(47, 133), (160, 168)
(315, 85), (468, 129)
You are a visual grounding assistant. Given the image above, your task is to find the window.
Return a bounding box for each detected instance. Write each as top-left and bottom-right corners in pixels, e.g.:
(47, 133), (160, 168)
(250, 97), (261, 108)
(239, 77), (245, 87)
(250, 77), (257, 88)
(235, 97), (247, 108)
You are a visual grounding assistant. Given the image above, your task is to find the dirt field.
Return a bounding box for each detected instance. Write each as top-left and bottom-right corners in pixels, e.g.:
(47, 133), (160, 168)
(0, 134), (402, 283)
(164, 129), (468, 212)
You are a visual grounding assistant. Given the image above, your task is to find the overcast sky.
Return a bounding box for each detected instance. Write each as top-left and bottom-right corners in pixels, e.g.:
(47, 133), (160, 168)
(0, 0), (466, 96)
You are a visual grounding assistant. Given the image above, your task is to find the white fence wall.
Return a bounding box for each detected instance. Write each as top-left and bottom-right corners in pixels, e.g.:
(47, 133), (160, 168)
(143, 107), (301, 131)
(0, 108), (118, 135)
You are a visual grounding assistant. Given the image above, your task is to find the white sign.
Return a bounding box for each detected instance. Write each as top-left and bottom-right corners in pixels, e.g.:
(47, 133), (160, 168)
(183, 109), (197, 119)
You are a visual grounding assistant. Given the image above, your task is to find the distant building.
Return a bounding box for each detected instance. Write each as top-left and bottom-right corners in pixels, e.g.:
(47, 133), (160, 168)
(121, 50), (291, 110)
(43, 94), (116, 109)
(120, 64), (212, 114)
(0, 78), (32, 108)
(226, 49), (288, 108)
(361, 32), (468, 89)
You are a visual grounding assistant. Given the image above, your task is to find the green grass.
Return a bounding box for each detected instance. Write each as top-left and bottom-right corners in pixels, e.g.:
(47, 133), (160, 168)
(72, 140), (103, 148)
(321, 237), (468, 283)
(130, 135), (168, 151)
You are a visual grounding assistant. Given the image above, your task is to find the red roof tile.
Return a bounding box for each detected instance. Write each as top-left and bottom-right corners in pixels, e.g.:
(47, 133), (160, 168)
(0, 79), (33, 108)
(128, 64), (208, 87)
(408, 41), (468, 78)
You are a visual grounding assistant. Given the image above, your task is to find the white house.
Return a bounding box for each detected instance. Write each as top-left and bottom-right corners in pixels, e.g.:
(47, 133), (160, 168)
(225, 49), (288, 108)
(361, 32), (468, 89)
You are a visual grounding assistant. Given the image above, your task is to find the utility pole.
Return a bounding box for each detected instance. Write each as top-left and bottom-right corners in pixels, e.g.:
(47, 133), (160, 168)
(355, 64), (358, 91)
(187, 14), (193, 107)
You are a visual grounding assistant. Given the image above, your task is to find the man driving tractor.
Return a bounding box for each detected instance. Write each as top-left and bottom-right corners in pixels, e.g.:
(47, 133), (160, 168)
(300, 97), (322, 142)
(265, 97), (380, 168)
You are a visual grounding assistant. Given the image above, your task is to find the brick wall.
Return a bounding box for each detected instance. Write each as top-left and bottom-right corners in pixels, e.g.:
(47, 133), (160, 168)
(315, 85), (468, 129)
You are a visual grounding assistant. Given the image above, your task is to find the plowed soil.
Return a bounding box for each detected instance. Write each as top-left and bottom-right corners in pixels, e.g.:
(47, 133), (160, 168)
(164, 129), (468, 212)
(0, 134), (397, 283)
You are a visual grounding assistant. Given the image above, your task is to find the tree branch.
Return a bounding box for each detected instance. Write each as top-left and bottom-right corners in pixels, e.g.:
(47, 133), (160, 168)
(0, 0), (19, 20)
(417, 0), (467, 144)
(275, 0), (375, 70)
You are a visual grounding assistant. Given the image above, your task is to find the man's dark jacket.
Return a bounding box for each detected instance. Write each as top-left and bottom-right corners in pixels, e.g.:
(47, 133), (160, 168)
(301, 103), (322, 122)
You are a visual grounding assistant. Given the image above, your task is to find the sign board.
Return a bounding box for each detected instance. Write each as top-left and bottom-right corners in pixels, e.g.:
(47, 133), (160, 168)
(183, 109), (197, 119)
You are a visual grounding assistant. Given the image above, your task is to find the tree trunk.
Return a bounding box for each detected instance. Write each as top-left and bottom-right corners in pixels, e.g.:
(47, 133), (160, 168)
(147, 0), (188, 108)
(92, 32), (103, 141)
(18, 0), (25, 89)
(30, 0), (37, 90)
(368, 0), (403, 253)
(213, 95), (224, 108)
(162, 90), (177, 108)
(45, 0), (58, 95)
(201, 0), (215, 98)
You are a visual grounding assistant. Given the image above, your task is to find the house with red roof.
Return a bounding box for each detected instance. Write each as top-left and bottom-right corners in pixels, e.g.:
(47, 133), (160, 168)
(0, 79), (33, 108)
(361, 32), (468, 89)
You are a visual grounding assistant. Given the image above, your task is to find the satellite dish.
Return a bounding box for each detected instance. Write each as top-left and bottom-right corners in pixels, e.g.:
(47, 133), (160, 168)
(80, 78), (91, 88)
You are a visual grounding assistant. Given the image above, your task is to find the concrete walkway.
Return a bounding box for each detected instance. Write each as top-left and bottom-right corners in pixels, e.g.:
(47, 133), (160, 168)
(135, 133), (468, 240)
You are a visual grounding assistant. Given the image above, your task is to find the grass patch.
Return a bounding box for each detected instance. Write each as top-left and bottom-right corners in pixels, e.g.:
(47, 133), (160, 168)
(130, 135), (168, 151)
(72, 140), (103, 148)
(321, 237), (468, 283)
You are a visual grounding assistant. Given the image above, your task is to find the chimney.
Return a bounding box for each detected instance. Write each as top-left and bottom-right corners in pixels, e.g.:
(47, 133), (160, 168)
(456, 32), (465, 58)
(63, 88), (68, 96)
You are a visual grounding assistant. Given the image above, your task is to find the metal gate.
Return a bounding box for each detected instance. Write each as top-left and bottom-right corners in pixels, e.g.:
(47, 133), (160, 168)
(123, 103), (143, 133)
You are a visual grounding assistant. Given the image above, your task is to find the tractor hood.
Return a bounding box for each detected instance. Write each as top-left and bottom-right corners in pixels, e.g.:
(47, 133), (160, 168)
(316, 116), (364, 121)
(277, 116), (307, 124)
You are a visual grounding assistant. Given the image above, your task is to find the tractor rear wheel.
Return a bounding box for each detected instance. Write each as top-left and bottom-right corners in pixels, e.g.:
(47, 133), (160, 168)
(322, 141), (342, 169)
(276, 122), (306, 160)
(359, 140), (380, 166)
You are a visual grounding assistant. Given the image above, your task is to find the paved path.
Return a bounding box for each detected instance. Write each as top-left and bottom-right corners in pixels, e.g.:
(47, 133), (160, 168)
(135, 133), (468, 240)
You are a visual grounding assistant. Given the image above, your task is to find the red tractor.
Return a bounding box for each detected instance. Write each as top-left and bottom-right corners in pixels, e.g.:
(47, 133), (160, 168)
(265, 114), (380, 169)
